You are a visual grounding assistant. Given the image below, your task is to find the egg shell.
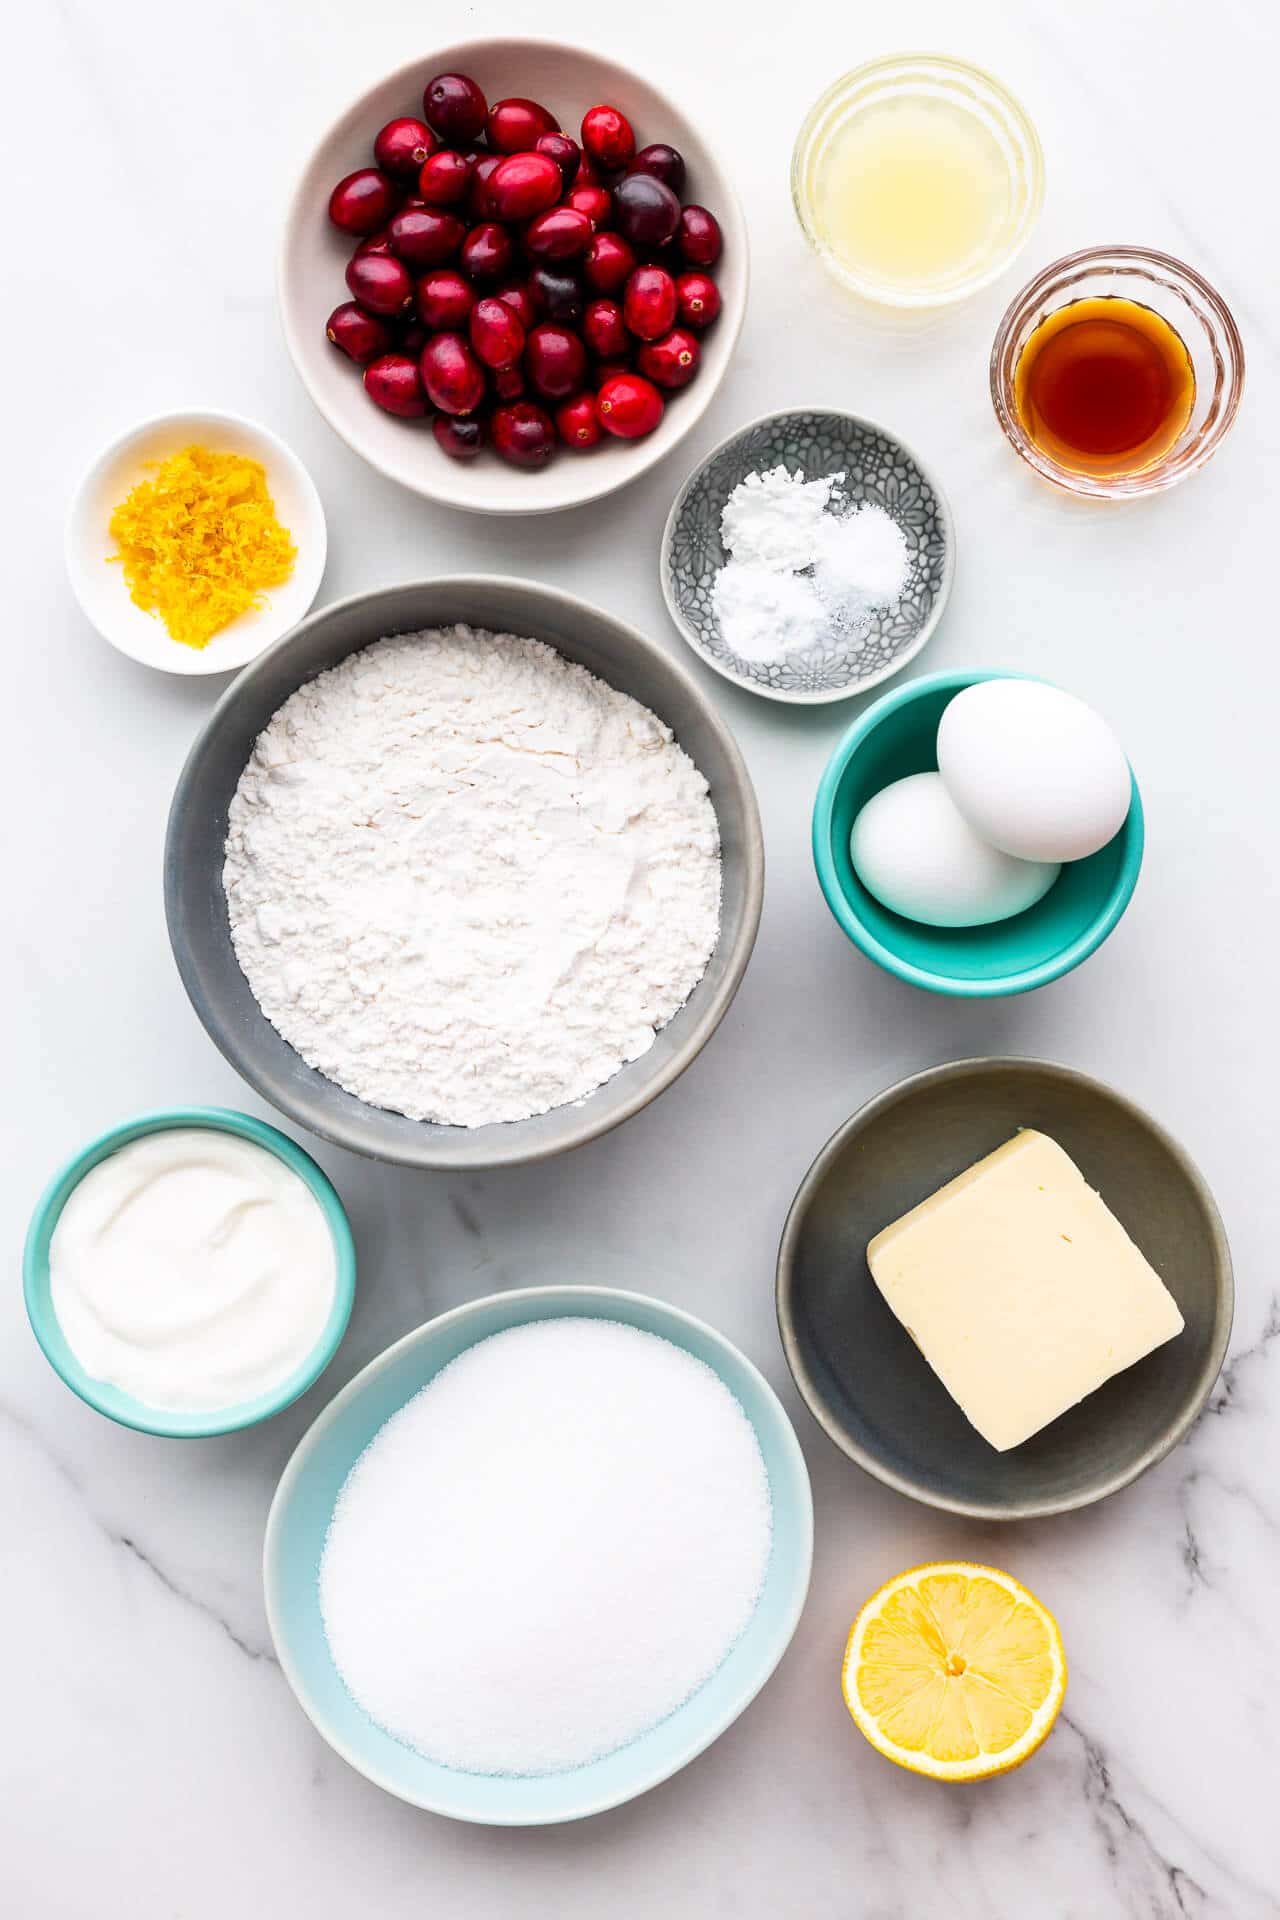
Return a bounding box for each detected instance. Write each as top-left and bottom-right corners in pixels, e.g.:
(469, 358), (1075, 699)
(849, 773), (1061, 929)
(936, 679), (1132, 864)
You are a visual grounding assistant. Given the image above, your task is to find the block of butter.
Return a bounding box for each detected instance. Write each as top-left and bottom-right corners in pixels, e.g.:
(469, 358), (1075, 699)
(867, 1130), (1184, 1451)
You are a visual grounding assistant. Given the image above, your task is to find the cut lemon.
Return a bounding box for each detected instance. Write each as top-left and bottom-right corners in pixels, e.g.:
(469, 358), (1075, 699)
(842, 1561), (1066, 1781)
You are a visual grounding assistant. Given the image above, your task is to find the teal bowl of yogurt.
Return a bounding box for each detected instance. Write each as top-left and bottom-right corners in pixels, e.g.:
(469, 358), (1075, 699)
(23, 1107), (356, 1437)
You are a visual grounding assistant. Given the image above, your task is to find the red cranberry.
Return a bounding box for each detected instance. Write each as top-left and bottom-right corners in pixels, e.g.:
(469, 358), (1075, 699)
(488, 152), (562, 221)
(423, 72), (488, 146)
(678, 205), (722, 266)
(355, 228), (393, 257)
(326, 301), (393, 365)
(415, 266), (475, 330)
(460, 222), (515, 281)
(525, 323), (587, 400)
(536, 133), (581, 186)
(593, 357), (634, 383)
(433, 412), (486, 460)
(388, 205), (465, 268)
(419, 333), (485, 414)
(623, 265), (677, 341)
(638, 326), (700, 389)
(612, 173), (680, 249)
(468, 153), (503, 218)
(328, 168), (398, 236)
(675, 270), (720, 329)
(491, 401), (556, 468)
(486, 97), (559, 154)
(364, 353), (427, 415)
(631, 144), (685, 194)
(596, 372), (664, 438)
(528, 266), (585, 327)
(417, 150), (473, 206)
(496, 280), (535, 329)
(581, 105), (635, 170)
(469, 295), (525, 370)
(493, 364), (526, 400)
(583, 298), (628, 360)
(575, 151), (604, 187)
(524, 207), (593, 261)
(566, 185), (612, 229)
(374, 118), (436, 179)
(345, 252), (414, 316)
(397, 320), (429, 357)
(584, 231), (636, 294)
(556, 393), (601, 449)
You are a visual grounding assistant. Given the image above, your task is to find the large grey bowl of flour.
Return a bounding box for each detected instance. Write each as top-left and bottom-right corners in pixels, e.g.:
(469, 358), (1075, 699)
(165, 577), (764, 1169)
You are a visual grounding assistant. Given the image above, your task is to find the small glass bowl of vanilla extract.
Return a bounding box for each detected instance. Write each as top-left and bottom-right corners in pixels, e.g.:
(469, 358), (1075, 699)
(991, 246), (1244, 498)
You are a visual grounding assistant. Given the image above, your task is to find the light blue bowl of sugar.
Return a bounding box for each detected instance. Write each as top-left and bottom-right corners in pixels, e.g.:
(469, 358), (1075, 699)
(264, 1285), (815, 1824)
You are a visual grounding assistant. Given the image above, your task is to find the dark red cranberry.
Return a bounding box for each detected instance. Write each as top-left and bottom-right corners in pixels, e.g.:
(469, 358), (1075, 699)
(328, 168), (398, 235)
(486, 97), (559, 154)
(631, 144), (686, 195)
(355, 228), (394, 257)
(415, 266), (475, 330)
(468, 153), (503, 218)
(675, 270), (721, 329)
(423, 72), (488, 146)
(596, 372), (664, 438)
(374, 118), (436, 179)
(584, 231), (636, 294)
(496, 280), (535, 329)
(638, 326), (700, 389)
(592, 357), (634, 383)
(493, 364), (526, 400)
(345, 252), (414, 316)
(417, 150), (473, 206)
(556, 393), (601, 448)
(612, 173), (681, 249)
(325, 301), (393, 365)
(678, 205), (722, 266)
(388, 205), (465, 267)
(525, 322), (587, 400)
(488, 152), (562, 221)
(397, 320), (429, 357)
(524, 207), (593, 261)
(491, 400), (556, 467)
(574, 151), (603, 187)
(581, 105), (635, 170)
(419, 332), (485, 414)
(460, 221), (515, 281)
(528, 266), (584, 327)
(536, 132), (581, 186)
(623, 265), (677, 341)
(583, 298), (628, 360)
(433, 412), (486, 460)
(565, 185), (612, 229)
(364, 353), (427, 415)
(469, 295), (525, 370)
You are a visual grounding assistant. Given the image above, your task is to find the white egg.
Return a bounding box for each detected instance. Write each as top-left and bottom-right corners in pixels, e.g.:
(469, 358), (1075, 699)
(936, 680), (1131, 864)
(850, 773), (1061, 929)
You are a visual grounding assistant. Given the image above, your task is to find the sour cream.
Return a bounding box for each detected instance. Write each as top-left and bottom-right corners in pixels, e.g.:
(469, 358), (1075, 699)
(49, 1128), (337, 1413)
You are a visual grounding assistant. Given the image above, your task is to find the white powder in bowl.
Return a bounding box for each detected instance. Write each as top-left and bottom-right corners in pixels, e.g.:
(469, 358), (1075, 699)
(318, 1318), (773, 1777)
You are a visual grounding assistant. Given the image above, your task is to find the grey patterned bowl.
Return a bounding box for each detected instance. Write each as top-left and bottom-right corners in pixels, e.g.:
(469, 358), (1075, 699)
(661, 409), (955, 706)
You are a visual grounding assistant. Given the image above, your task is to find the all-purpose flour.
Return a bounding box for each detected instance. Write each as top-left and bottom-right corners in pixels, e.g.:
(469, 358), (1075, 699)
(223, 626), (722, 1128)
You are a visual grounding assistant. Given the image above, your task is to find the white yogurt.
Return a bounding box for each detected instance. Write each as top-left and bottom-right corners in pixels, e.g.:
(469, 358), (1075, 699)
(49, 1128), (337, 1412)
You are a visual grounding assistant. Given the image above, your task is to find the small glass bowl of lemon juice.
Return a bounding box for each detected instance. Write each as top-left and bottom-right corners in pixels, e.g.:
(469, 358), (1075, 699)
(792, 54), (1044, 309)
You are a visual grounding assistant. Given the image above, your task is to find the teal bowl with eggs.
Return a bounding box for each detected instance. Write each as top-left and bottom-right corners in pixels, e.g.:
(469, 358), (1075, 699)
(813, 669), (1144, 996)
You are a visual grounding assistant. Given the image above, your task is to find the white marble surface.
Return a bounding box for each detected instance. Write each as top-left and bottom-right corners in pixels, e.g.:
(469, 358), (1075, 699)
(5, 0), (1279, 1912)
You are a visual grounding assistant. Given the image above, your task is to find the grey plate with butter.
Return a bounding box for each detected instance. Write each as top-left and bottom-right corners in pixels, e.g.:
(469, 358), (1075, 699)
(776, 1058), (1232, 1519)
(165, 577), (763, 1171)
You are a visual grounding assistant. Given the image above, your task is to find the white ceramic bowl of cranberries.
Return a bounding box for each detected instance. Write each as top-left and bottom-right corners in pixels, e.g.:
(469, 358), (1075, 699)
(279, 39), (747, 515)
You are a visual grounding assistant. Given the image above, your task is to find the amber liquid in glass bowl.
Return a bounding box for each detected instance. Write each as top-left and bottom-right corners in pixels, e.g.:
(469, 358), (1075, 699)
(1013, 297), (1195, 479)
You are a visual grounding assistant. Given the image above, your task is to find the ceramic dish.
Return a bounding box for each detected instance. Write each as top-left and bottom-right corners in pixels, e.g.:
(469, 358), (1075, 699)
(265, 1284), (813, 1823)
(776, 1058), (1232, 1520)
(813, 668), (1143, 994)
(65, 410), (327, 676)
(165, 576), (764, 1170)
(23, 1107), (355, 1437)
(661, 408), (955, 705)
(278, 39), (747, 516)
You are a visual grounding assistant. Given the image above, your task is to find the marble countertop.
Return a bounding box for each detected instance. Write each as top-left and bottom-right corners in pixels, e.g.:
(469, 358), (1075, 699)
(6, 0), (1278, 1913)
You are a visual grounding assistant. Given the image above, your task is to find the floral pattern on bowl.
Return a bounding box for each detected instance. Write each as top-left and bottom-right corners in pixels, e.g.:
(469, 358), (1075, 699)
(661, 409), (955, 705)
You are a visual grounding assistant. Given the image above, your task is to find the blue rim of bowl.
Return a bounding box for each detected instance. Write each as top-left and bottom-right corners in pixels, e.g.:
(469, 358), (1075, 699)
(812, 668), (1145, 996)
(263, 1284), (815, 1823)
(23, 1107), (356, 1437)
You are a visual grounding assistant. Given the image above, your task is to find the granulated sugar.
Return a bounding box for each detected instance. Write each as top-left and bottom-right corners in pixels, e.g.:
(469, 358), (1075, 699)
(319, 1318), (773, 1776)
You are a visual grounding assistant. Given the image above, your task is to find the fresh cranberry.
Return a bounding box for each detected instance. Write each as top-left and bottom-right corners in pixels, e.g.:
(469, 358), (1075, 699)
(525, 323), (587, 400)
(565, 185), (612, 229)
(581, 105), (635, 170)
(535, 132), (581, 186)
(468, 153), (503, 218)
(423, 72), (488, 146)
(364, 353), (427, 415)
(524, 207), (593, 261)
(469, 295), (525, 369)
(419, 333), (485, 414)
(556, 393), (601, 449)
(460, 222), (515, 281)
(623, 265), (677, 341)
(678, 205), (722, 266)
(675, 270), (720, 329)
(638, 326), (700, 389)
(574, 151), (603, 187)
(596, 372), (664, 438)
(417, 150), (473, 206)
(592, 357), (634, 383)
(493, 364), (526, 400)
(491, 400), (556, 467)
(496, 280), (535, 329)
(326, 301), (393, 364)
(583, 298), (628, 360)
(345, 251), (414, 316)
(584, 231), (636, 294)
(486, 97), (559, 153)
(354, 228), (393, 257)
(397, 320), (429, 357)
(374, 118), (437, 179)
(631, 144), (686, 194)
(488, 152), (562, 221)
(328, 168), (398, 236)
(388, 205), (465, 268)
(528, 266), (585, 327)
(415, 266), (475, 330)
(612, 173), (681, 249)
(433, 413), (486, 460)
